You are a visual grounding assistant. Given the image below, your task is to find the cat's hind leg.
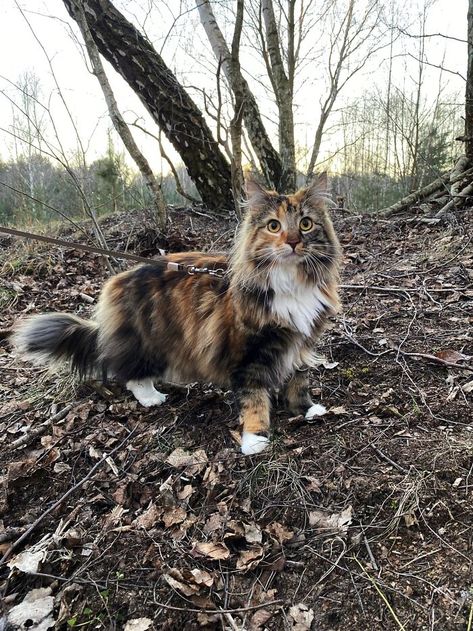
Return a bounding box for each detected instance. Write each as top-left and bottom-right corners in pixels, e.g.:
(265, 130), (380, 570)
(126, 378), (167, 407)
(283, 369), (326, 419)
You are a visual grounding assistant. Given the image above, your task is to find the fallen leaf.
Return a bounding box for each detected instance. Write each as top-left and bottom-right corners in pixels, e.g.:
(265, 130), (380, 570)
(288, 603), (314, 630)
(192, 541), (230, 560)
(166, 448), (208, 476)
(124, 618), (153, 631)
(163, 572), (197, 597)
(236, 544), (264, 571)
(266, 522), (294, 543)
(134, 503), (162, 530)
(435, 349), (471, 363)
(88, 445), (102, 459)
(309, 505), (353, 535)
(328, 405), (348, 415)
(462, 380), (473, 394)
(177, 484), (194, 500)
(8, 548), (45, 574)
(203, 512), (224, 534)
(322, 360), (339, 370)
(53, 462), (71, 474)
(244, 522), (262, 544)
(250, 608), (274, 630)
(163, 506), (187, 528)
(190, 568), (214, 587)
(7, 587), (55, 630)
(403, 512), (418, 528)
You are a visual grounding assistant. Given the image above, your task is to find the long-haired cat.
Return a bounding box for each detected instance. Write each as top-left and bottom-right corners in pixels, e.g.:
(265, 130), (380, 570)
(11, 175), (342, 455)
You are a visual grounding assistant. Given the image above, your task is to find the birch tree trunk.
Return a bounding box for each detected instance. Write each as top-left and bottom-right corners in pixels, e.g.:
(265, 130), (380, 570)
(196, 0), (283, 189)
(261, 0), (297, 191)
(466, 0), (473, 162)
(63, 0), (233, 211)
(75, 4), (167, 228)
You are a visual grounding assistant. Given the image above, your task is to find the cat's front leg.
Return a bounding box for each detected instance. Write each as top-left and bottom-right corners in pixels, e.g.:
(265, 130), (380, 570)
(283, 369), (326, 419)
(238, 388), (271, 455)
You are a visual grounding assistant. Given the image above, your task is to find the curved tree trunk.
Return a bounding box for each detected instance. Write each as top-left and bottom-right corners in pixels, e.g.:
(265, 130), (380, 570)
(196, 0), (283, 189)
(75, 4), (167, 229)
(63, 0), (233, 211)
(466, 0), (473, 163)
(261, 0), (296, 191)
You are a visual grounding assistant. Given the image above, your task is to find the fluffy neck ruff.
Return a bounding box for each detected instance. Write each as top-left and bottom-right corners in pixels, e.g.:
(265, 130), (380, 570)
(230, 236), (339, 335)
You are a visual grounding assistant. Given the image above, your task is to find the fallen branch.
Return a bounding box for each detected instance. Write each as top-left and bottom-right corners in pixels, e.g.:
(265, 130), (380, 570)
(436, 180), (473, 217)
(1, 429), (134, 565)
(10, 404), (74, 450)
(341, 284), (470, 294)
(340, 330), (473, 373)
(152, 597), (284, 615)
(380, 166), (473, 217)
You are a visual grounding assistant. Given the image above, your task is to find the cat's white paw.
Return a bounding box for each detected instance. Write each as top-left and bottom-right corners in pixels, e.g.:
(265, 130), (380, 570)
(241, 432), (270, 455)
(136, 391), (167, 407)
(126, 379), (167, 407)
(305, 403), (327, 419)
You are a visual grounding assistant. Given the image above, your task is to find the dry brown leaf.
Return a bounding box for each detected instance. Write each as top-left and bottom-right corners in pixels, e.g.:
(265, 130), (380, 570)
(192, 541), (230, 560)
(134, 503), (162, 530)
(8, 548), (45, 574)
(177, 484), (194, 500)
(203, 512), (224, 534)
(236, 544), (264, 571)
(190, 568), (214, 587)
(403, 512), (418, 528)
(196, 612), (220, 627)
(266, 522), (294, 543)
(166, 447), (208, 476)
(288, 603), (314, 630)
(435, 349), (470, 363)
(123, 618), (153, 631)
(163, 572), (197, 597)
(163, 506), (187, 528)
(302, 476), (321, 493)
(328, 405), (348, 415)
(250, 608), (274, 630)
(309, 505), (353, 535)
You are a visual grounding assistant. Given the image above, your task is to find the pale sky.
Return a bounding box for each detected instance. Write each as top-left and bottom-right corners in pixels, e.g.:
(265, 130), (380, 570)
(0, 0), (468, 174)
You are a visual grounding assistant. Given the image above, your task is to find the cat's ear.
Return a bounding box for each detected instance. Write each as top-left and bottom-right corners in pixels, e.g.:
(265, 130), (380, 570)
(245, 178), (271, 209)
(296, 172), (331, 208)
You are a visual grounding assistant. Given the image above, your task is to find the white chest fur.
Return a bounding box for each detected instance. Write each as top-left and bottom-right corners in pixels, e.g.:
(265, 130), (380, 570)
(269, 266), (331, 336)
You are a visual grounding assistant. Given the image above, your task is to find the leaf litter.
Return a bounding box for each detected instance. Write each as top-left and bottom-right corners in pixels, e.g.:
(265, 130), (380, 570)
(1, 208), (472, 629)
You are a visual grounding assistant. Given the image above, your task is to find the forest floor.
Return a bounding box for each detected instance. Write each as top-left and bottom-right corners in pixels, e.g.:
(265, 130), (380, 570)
(0, 205), (472, 631)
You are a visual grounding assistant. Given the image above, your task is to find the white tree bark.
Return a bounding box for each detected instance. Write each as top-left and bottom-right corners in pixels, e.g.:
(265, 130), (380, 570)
(196, 0), (283, 189)
(76, 5), (167, 228)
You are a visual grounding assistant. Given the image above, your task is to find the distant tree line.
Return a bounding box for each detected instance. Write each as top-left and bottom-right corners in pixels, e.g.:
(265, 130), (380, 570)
(0, 150), (199, 226)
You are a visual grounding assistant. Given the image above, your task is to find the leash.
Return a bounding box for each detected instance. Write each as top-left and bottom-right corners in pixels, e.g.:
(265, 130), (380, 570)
(0, 225), (225, 278)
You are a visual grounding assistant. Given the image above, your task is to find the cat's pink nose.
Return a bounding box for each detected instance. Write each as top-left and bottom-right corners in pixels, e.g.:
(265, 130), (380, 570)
(287, 239), (301, 251)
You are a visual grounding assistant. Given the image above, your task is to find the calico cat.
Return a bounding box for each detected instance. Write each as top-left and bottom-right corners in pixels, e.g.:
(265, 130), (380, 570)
(11, 175), (342, 455)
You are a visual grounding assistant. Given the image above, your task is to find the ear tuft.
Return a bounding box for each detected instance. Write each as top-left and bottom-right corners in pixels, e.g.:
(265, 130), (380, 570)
(308, 172), (328, 195)
(245, 177), (271, 208)
(298, 172), (332, 208)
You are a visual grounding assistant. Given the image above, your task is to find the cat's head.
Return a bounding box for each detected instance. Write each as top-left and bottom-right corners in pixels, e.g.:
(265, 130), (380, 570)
(232, 174), (341, 286)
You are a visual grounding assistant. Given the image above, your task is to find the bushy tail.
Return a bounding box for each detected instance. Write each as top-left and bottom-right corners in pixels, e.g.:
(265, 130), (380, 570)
(11, 313), (99, 378)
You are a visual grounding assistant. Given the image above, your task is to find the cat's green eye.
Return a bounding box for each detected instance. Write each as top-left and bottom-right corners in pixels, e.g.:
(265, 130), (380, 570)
(267, 219), (281, 233)
(299, 217), (313, 232)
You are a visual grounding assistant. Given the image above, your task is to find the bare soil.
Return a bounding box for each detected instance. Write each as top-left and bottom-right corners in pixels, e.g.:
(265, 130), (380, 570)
(0, 206), (472, 630)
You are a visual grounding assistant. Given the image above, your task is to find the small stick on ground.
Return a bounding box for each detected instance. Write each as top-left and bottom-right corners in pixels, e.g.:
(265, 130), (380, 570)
(363, 535), (379, 572)
(371, 446), (409, 475)
(1, 429), (134, 565)
(10, 404), (74, 450)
